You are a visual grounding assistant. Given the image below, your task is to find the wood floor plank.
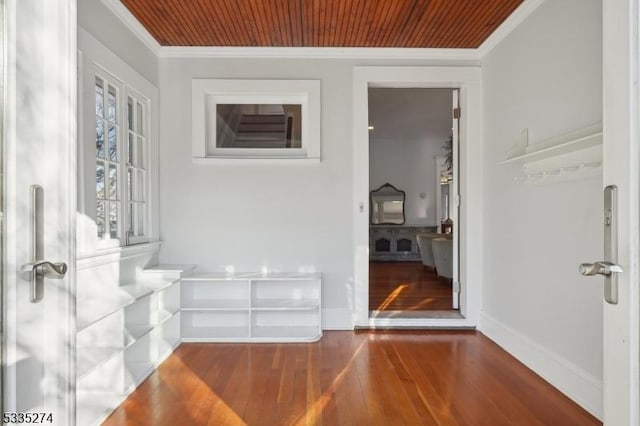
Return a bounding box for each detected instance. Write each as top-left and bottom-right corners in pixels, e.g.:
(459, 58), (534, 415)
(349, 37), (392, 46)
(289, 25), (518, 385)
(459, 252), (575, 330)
(369, 261), (455, 311)
(103, 331), (601, 426)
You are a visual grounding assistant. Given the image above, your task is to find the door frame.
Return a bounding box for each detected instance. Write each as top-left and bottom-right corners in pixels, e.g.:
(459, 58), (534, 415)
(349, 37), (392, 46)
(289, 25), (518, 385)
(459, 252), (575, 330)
(352, 66), (482, 328)
(3, 0), (76, 421)
(602, 0), (640, 423)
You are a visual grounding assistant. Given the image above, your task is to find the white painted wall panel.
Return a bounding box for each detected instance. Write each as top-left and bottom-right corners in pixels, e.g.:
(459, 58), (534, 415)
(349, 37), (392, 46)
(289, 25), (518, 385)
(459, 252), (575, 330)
(78, 0), (158, 85)
(481, 0), (603, 409)
(158, 58), (476, 326)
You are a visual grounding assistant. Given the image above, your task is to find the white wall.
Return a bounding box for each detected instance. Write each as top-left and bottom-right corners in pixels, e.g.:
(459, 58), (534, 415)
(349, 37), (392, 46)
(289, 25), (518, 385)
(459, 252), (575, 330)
(78, 0), (158, 85)
(481, 0), (603, 417)
(158, 57), (477, 328)
(369, 139), (443, 226)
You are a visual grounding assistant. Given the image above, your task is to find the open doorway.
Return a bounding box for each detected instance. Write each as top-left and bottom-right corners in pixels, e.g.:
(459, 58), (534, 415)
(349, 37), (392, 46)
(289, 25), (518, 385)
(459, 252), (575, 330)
(367, 87), (460, 318)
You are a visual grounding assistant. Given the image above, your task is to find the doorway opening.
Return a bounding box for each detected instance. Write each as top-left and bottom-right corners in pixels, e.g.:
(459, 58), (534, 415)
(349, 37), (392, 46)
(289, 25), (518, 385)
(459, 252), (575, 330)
(367, 87), (460, 319)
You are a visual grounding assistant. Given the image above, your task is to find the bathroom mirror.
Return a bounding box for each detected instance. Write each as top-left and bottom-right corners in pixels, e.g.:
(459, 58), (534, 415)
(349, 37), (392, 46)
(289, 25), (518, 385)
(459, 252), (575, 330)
(370, 183), (405, 225)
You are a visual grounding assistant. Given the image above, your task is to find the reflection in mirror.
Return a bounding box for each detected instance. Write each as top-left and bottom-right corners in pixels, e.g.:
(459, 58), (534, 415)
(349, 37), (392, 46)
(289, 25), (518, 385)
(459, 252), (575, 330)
(216, 104), (302, 149)
(370, 183), (405, 225)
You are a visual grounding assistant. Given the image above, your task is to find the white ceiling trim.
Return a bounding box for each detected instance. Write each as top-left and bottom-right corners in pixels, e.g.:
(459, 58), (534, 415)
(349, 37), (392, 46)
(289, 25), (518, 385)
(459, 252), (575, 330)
(102, 0), (543, 61)
(158, 46), (481, 60)
(100, 0), (161, 55)
(477, 0), (546, 57)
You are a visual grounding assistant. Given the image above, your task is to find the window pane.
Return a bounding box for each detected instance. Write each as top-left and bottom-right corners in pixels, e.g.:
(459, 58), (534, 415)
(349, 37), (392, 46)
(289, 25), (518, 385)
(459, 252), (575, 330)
(136, 101), (144, 135)
(127, 97), (134, 131)
(108, 125), (117, 161)
(128, 203), (134, 236)
(136, 136), (144, 168)
(136, 171), (144, 202)
(109, 202), (118, 239)
(107, 85), (117, 122)
(137, 203), (144, 236)
(96, 162), (105, 200)
(96, 200), (105, 238)
(108, 164), (117, 200)
(127, 168), (133, 201)
(216, 104), (301, 149)
(95, 78), (104, 118)
(96, 120), (104, 159)
(128, 133), (134, 165)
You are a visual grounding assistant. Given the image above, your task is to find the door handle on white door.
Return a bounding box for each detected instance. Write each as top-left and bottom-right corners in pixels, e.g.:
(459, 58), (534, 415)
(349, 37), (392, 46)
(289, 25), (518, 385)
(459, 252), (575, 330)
(579, 261), (623, 277)
(21, 260), (68, 278)
(22, 185), (68, 303)
(579, 185), (620, 304)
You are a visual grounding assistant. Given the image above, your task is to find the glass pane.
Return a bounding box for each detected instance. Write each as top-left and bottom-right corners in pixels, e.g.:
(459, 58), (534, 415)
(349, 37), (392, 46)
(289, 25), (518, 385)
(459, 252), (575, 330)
(127, 168), (133, 201)
(107, 85), (117, 122)
(127, 97), (134, 131)
(96, 120), (104, 159)
(96, 162), (105, 200)
(95, 78), (104, 118)
(108, 125), (117, 161)
(96, 200), (105, 238)
(136, 171), (144, 202)
(136, 101), (144, 135)
(128, 203), (134, 236)
(137, 203), (144, 236)
(136, 136), (144, 168)
(108, 164), (117, 200)
(215, 104), (301, 149)
(128, 133), (134, 165)
(109, 202), (118, 239)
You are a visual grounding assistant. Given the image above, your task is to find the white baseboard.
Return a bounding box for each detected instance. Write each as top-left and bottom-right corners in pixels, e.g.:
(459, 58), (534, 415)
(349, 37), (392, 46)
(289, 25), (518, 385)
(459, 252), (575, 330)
(478, 312), (602, 420)
(322, 308), (353, 330)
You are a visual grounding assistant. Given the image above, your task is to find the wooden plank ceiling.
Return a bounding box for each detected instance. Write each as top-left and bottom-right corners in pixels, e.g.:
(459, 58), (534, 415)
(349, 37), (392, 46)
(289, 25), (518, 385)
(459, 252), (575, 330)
(121, 0), (524, 48)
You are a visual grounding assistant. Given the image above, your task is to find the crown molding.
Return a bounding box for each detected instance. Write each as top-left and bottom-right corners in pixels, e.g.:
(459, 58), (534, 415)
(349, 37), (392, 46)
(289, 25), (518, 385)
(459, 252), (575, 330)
(158, 46), (481, 60)
(100, 0), (161, 55)
(477, 0), (546, 58)
(102, 0), (543, 61)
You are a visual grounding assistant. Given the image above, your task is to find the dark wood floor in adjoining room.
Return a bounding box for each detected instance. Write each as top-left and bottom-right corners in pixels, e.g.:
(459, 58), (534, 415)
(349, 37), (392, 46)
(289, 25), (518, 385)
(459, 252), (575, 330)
(103, 331), (600, 426)
(369, 261), (454, 311)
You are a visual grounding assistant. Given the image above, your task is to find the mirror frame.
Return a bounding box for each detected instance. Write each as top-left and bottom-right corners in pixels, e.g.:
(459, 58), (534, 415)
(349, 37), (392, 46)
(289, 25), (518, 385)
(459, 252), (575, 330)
(369, 182), (406, 225)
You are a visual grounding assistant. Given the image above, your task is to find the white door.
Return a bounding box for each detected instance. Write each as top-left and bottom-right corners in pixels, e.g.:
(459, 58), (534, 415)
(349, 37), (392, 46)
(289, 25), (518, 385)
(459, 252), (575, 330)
(3, 0), (76, 424)
(600, 0), (639, 424)
(451, 89), (460, 310)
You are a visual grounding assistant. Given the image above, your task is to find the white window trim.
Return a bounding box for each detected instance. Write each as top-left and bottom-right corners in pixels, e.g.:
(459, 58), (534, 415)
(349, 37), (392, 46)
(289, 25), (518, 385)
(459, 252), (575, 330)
(77, 28), (159, 257)
(192, 79), (321, 162)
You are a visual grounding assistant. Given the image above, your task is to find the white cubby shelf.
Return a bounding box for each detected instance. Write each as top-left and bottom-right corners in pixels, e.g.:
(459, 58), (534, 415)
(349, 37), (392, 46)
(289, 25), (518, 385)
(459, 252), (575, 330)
(181, 272), (322, 343)
(76, 264), (195, 426)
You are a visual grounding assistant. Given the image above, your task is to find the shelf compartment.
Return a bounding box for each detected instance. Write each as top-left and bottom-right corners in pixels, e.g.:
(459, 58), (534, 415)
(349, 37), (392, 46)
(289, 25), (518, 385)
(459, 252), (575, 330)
(155, 312), (181, 358)
(181, 310), (250, 340)
(76, 345), (121, 379)
(77, 278), (178, 331)
(251, 310), (320, 341)
(156, 281), (181, 320)
(76, 389), (124, 426)
(252, 298), (319, 310)
(181, 299), (249, 310)
(182, 280), (250, 310)
(251, 279), (320, 305)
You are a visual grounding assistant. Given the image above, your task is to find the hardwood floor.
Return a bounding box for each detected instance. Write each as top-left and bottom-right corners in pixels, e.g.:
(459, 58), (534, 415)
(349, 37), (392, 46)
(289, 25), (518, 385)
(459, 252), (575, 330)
(369, 261), (454, 312)
(103, 331), (600, 426)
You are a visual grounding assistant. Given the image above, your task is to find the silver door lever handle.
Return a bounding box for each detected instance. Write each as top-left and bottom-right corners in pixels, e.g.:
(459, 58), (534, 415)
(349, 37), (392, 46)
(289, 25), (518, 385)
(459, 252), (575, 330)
(21, 260), (68, 278)
(579, 261), (623, 277)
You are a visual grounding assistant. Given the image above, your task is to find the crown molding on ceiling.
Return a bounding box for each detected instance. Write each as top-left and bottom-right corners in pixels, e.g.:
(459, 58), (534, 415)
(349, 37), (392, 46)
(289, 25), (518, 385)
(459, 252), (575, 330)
(101, 0), (544, 61)
(157, 47), (482, 60)
(477, 0), (546, 57)
(101, 0), (161, 55)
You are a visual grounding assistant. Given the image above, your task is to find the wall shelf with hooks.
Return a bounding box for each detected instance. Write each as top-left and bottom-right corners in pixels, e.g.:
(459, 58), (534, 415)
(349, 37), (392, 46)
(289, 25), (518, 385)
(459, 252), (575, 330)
(499, 123), (602, 185)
